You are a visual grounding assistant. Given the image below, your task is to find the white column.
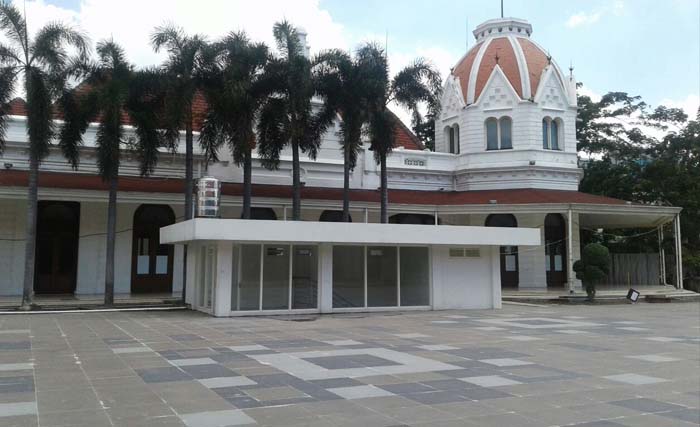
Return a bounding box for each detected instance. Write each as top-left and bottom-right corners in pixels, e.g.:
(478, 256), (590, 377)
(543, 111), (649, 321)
(185, 243), (197, 306)
(491, 245), (502, 309)
(674, 215), (684, 289)
(658, 225), (667, 285)
(318, 243), (333, 313)
(567, 208), (575, 293)
(213, 241), (232, 317)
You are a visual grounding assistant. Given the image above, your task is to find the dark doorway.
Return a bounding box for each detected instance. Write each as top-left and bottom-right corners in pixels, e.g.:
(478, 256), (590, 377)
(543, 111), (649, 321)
(485, 214), (519, 288)
(131, 205), (175, 293)
(242, 207), (278, 220)
(389, 213), (436, 225)
(319, 210), (350, 222)
(545, 213), (567, 287)
(34, 201), (80, 294)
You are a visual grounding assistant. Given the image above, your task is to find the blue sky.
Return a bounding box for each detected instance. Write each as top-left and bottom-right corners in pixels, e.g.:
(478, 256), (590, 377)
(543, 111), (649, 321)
(37, 0), (700, 115)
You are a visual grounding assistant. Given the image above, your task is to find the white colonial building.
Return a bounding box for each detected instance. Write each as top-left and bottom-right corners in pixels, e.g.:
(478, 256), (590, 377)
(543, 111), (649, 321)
(0, 17), (683, 315)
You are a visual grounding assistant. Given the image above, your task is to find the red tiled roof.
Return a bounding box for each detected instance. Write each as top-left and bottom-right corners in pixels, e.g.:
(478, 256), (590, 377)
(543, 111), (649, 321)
(5, 93), (419, 149)
(391, 111), (424, 151)
(0, 169), (629, 206)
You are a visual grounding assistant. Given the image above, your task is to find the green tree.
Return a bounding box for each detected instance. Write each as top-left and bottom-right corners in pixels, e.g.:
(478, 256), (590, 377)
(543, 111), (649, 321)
(0, 2), (88, 309)
(151, 24), (208, 303)
(314, 45), (385, 222)
(59, 41), (163, 305)
(257, 21), (335, 221)
(576, 85), (699, 288)
(368, 56), (442, 223)
(199, 32), (273, 219)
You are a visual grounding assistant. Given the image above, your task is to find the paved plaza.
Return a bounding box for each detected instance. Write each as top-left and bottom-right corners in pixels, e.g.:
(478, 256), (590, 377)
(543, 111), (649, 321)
(0, 303), (698, 427)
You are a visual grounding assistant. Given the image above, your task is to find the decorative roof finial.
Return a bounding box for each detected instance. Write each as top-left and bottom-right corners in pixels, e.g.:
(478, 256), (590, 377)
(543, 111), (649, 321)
(546, 51), (552, 64)
(569, 61), (574, 78)
(501, 0), (504, 18)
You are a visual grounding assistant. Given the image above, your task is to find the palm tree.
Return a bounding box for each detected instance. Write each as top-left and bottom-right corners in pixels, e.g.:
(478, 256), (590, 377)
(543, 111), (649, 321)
(59, 41), (163, 306)
(0, 2), (88, 309)
(368, 57), (442, 223)
(151, 24), (207, 303)
(256, 21), (335, 221)
(199, 32), (273, 219)
(315, 44), (387, 222)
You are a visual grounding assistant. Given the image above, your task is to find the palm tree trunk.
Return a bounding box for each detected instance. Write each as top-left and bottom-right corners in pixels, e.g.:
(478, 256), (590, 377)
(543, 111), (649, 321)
(291, 140), (301, 221)
(242, 148), (252, 219)
(342, 145), (351, 222)
(182, 117), (194, 304)
(20, 154), (39, 310)
(380, 153), (388, 224)
(104, 173), (118, 306)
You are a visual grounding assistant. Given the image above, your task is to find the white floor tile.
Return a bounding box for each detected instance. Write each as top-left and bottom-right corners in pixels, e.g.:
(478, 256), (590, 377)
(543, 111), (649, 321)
(327, 385), (394, 400)
(603, 373), (667, 385)
(199, 376), (257, 388)
(460, 375), (522, 387)
(479, 358), (534, 367)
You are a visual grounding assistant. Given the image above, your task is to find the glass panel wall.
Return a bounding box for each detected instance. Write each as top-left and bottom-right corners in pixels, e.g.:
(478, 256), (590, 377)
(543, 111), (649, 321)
(332, 246), (365, 308)
(332, 245), (430, 308)
(367, 246), (397, 307)
(400, 247), (430, 306)
(263, 245), (290, 310)
(292, 246), (317, 309)
(237, 244), (261, 310)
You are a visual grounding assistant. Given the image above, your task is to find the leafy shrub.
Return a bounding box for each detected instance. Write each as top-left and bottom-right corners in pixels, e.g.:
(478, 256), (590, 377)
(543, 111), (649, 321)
(573, 243), (611, 300)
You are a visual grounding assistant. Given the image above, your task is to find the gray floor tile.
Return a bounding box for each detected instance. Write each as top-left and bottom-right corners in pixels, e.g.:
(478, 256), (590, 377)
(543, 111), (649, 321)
(136, 367), (192, 383)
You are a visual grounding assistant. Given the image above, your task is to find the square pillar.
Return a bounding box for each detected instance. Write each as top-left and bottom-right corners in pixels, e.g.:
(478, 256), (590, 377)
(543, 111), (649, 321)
(318, 243), (333, 313)
(515, 212), (547, 289)
(185, 243), (197, 306)
(568, 211), (582, 291)
(490, 245), (502, 309)
(213, 242), (232, 317)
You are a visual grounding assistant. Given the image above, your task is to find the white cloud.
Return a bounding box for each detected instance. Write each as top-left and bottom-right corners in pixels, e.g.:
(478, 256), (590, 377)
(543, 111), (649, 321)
(577, 84), (602, 101)
(566, 1), (624, 29)
(9, 0), (457, 130)
(659, 94), (700, 119)
(566, 11), (601, 28)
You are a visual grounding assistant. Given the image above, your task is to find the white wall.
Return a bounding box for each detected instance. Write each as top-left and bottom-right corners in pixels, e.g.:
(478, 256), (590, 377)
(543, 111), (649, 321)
(431, 245), (498, 309)
(0, 199), (25, 295)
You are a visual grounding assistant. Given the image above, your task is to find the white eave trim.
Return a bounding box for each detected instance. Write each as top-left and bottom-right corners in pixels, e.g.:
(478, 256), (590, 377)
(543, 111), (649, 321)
(161, 218), (541, 247)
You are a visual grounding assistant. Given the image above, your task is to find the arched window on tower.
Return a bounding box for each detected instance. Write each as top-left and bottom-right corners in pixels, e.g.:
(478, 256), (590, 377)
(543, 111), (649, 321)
(449, 124), (460, 154)
(485, 117), (512, 150)
(499, 117), (512, 149)
(542, 117), (562, 150)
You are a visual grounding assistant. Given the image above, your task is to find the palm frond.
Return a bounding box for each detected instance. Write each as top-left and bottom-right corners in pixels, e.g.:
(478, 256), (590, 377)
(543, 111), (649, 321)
(25, 69), (54, 160)
(0, 41), (21, 65)
(95, 101), (122, 182)
(57, 88), (97, 168)
(272, 20), (302, 60)
(151, 22), (184, 54)
(0, 65), (17, 151)
(30, 22), (89, 71)
(0, 2), (27, 59)
(257, 96), (288, 170)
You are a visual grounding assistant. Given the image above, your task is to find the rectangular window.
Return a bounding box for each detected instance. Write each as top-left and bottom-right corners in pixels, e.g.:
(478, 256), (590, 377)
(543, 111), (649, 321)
(237, 244), (261, 310)
(262, 245), (290, 310)
(542, 120), (549, 149)
(292, 246), (317, 309)
(332, 246), (365, 308)
(367, 246), (397, 307)
(449, 128), (455, 154)
(400, 247), (430, 306)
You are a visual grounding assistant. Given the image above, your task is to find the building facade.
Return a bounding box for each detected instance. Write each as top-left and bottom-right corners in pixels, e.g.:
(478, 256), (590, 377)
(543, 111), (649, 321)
(0, 17), (683, 312)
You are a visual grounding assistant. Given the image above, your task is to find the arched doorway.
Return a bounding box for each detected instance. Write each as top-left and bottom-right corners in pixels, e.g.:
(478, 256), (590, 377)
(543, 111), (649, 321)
(34, 201), (80, 294)
(319, 210), (350, 222)
(545, 213), (567, 287)
(389, 213), (436, 225)
(485, 214), (519, 288)
(131, 205), (175, 293)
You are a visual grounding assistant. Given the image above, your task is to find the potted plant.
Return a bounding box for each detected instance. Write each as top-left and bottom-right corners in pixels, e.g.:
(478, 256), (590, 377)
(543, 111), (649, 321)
(573, 243), (611, 301)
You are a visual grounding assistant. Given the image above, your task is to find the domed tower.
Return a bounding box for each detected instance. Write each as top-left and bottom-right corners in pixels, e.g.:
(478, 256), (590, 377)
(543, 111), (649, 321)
(435, 17), (581, 191)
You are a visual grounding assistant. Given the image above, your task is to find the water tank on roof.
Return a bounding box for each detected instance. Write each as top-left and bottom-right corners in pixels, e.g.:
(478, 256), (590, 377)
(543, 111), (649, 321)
(195, 177), (221, 218)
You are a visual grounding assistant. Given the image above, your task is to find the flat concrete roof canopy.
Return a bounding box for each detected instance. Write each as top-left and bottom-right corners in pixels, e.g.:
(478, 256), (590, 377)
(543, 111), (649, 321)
(160, 218), (541, 247)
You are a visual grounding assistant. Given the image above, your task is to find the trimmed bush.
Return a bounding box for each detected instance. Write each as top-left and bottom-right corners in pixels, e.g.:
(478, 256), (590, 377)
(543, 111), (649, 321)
(573, 243), (611, 300)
